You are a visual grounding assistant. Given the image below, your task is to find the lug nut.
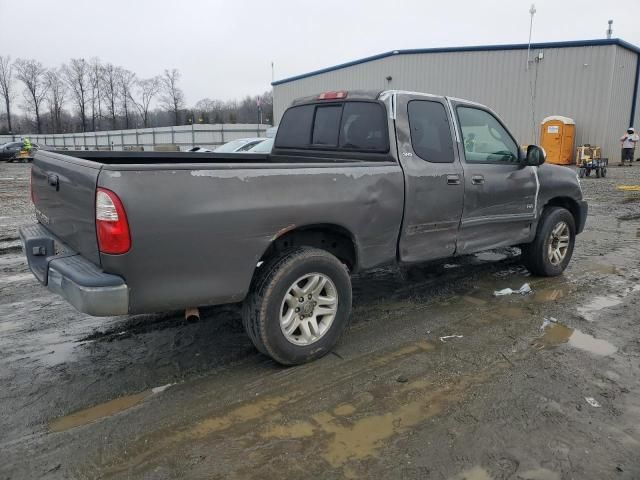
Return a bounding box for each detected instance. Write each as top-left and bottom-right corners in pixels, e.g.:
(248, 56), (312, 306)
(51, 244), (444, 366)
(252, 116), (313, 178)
(299, 297), (304, 302)
(299, 315), (305, 320)
(295, 307), (300, 312)
(308, 294), (312, 299)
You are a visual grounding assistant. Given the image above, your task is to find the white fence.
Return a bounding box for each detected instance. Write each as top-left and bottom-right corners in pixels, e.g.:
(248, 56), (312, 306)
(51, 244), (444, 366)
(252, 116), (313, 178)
(0, 124), (271, 151)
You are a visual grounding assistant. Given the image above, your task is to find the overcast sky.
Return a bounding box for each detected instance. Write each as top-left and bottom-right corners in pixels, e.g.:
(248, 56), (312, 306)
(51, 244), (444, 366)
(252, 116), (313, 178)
(1, 0), (639, 106)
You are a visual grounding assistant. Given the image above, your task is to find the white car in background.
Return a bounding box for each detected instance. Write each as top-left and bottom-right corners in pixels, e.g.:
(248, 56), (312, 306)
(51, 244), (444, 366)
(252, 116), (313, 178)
(214, 137), (266, 153)
(188, 146), (215, 153)
(245, 137), (274, 153)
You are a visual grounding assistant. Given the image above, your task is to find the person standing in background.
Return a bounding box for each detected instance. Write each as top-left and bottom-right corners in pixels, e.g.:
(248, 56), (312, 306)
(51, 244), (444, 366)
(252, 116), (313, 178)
(620, 128), (639, 166)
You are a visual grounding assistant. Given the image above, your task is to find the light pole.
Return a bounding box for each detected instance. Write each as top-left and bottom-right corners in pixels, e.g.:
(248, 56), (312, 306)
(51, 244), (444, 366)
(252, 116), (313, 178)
(526, 4), (536, 70)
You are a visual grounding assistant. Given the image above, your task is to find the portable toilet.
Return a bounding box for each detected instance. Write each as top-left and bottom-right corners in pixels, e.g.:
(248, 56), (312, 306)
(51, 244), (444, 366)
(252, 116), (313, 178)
(540, 116), (576, 165)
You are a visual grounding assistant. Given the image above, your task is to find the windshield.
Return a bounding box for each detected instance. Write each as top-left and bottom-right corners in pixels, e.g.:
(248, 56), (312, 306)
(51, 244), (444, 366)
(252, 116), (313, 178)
(214, 139), (252, 152)
(247, 138), (274, 153)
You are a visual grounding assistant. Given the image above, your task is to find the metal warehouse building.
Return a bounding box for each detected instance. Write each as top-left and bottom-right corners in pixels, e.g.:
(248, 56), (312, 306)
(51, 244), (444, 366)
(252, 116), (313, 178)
(272, 39), (640, 160)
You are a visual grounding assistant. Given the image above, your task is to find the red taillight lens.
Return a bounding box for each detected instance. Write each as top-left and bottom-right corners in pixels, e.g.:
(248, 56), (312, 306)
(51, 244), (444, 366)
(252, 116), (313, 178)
(317, 91), (347, 100)
(96, 188), (131, 254)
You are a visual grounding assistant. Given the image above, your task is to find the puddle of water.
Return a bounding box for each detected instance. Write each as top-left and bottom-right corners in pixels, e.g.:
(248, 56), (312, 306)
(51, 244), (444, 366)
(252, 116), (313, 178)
(533, 323), (617, 356)
(449, 466), (493, 480)
(0, 273), (33, 284)
(534, 287), (566, 302)
(577, 295), (622, 321)
(40, 340), (78, 366)
(0, 320), (21, 332)
(50, 392), (151, 432)
(49, 383), (175, 432)
(333, 404), (356, 416)
(188, 396), (288, 438)
(585, 263), (618, 275)
(517, 468), (561, 480)
(262, 421), (315, 439)
(261, 376), (480, 468)
(474, 251), (508, 262)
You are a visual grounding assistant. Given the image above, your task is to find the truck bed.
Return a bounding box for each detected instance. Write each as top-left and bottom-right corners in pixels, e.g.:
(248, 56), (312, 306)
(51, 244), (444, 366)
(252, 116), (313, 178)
(29, 149), (405, 313)
(56, 150), (271, 164)
(56, 149), (394, 165)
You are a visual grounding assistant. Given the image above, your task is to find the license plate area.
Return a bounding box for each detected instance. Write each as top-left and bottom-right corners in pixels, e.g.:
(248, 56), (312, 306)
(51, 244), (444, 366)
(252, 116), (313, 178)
(23, 236), (55, 284)
(20, 224), (76, 285)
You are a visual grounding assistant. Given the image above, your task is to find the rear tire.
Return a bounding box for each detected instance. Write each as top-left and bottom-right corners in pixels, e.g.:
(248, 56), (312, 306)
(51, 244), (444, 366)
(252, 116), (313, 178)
(521, 207), (576, 276)
(242, 247), (352, 365)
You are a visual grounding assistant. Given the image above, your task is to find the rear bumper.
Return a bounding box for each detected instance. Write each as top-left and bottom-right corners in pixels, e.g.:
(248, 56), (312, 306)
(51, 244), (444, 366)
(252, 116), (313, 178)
(576, 200), (588, 234)
(19, 224), (129, 316)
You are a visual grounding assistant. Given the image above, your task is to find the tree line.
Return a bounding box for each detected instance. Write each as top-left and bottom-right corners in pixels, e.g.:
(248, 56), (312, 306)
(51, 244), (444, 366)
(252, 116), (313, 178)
(0, 55), (273, 135)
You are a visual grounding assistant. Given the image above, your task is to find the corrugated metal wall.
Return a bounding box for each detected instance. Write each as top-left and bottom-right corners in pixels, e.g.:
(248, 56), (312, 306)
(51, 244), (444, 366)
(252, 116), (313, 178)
(606, 47), (639, 161)
(274, 45), (639, 159)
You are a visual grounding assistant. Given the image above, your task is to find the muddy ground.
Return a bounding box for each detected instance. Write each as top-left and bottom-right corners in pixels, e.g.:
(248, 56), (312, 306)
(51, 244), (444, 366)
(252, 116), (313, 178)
(1, 160), (639, 480)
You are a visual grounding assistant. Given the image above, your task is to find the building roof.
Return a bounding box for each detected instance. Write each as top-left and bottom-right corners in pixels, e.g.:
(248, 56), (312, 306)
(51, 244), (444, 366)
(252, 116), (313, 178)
(272, 38), (640, 86)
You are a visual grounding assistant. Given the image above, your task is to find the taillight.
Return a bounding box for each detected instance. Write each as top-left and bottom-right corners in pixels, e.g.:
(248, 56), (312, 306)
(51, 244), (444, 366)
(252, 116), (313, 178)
(317, 91), (347, 100)
(96, 188), (131, 254)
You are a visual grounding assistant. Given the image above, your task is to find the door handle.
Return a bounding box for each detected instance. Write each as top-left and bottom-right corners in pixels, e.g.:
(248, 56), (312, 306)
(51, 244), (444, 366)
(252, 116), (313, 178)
(471, 175), (485, 185)
(446, 174), (461, 185)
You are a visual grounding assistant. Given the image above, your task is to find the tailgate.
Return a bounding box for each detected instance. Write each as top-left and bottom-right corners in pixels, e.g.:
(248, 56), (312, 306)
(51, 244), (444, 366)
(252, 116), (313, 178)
(31, 151), (102, 266)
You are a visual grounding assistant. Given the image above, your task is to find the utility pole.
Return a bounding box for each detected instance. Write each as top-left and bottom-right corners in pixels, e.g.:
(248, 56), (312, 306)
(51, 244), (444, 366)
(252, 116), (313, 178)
(606, 20), (613, 39)
(526, 4), (536, 70)
(271, 61), (274, 83)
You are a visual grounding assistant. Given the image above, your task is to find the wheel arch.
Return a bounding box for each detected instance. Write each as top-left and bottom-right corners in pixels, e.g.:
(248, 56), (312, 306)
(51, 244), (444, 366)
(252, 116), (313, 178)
(259, 223), (359, 272)
(543, 196), (580, 230)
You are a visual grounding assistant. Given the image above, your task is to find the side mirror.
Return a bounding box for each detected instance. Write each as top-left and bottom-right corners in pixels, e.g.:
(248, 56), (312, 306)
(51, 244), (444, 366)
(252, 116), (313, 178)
(524, 145), (546, 166)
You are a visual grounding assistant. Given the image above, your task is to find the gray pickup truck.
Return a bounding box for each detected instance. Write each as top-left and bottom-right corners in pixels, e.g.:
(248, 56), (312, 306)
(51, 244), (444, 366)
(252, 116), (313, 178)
(21, 90), (587, 364)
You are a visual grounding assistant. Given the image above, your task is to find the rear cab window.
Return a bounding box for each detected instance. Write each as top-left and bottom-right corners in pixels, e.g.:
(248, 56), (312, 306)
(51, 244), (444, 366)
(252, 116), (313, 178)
(275, 100), (389, 153)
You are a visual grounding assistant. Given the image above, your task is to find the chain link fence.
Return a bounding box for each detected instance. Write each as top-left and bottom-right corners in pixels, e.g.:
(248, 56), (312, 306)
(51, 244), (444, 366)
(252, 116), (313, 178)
(0, 124), (271, 151)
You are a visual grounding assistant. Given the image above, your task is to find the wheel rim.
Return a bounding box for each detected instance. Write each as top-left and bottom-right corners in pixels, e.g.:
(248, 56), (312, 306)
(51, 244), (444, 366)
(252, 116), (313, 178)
(547, 221), (570, 266)
(279, 273), (338, 346)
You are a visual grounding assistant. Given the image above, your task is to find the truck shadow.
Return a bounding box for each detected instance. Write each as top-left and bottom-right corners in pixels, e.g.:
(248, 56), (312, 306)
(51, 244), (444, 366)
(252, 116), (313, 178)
(83, 248), (524, 344)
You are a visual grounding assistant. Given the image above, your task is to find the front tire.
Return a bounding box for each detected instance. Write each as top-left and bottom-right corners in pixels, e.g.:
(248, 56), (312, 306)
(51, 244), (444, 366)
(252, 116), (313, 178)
(242, 247), (352, 365)
(521, 207), (576, 276)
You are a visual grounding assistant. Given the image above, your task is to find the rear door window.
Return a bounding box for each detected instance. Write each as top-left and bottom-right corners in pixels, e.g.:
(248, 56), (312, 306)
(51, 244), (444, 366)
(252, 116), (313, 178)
(407, 100), (454, 163)
(339, 102), (387, 151)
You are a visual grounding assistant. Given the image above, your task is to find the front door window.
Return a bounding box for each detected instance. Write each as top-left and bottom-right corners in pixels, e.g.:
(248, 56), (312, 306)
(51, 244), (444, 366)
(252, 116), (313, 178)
(457, 107), (518, 164)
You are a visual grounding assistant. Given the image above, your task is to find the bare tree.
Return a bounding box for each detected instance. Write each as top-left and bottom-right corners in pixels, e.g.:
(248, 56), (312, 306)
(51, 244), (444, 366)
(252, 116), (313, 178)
(101, 63), (118, 129)
(0, 55), (15, 133)
(63, 58), (90, 132)
(118, 68), (136, 129)
(88, 58), (103, 131)
(160, 68), (184, 125)
(14, 58), (48, 133)
(131, 76), (160, 128)
(46, 69), (67, 134)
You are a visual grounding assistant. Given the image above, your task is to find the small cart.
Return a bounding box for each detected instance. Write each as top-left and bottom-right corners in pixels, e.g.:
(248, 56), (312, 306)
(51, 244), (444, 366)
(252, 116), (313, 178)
(578, 157), (608, 178)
